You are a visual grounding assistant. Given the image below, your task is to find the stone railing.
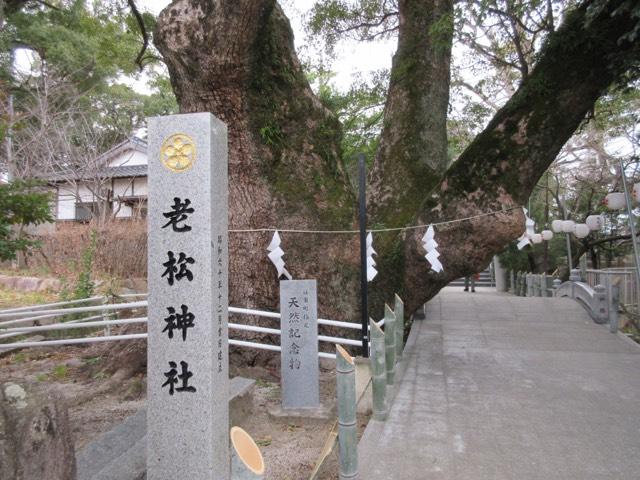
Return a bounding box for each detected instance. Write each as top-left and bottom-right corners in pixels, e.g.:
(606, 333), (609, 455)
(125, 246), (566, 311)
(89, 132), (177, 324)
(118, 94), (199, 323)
(506, 268), (620, 331)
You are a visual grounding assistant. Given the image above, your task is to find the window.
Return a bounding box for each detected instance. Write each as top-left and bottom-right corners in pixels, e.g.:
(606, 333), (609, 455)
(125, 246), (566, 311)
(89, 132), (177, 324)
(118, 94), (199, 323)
(75, 202), (97, 221)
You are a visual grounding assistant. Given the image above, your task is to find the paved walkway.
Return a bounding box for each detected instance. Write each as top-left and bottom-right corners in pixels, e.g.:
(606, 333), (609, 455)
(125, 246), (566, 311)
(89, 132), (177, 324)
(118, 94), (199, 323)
(359, 287), (640, 479)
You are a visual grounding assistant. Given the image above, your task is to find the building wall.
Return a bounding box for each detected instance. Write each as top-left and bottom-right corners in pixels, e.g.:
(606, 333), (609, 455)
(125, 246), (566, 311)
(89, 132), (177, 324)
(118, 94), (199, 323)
(53, 144), (148, 221)
(113, 177), (147, 218)
(56, 184), (77, 220)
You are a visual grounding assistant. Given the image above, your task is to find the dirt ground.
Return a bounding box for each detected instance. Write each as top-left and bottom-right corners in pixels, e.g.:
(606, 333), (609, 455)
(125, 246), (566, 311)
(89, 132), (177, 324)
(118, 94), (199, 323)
(0, 344), (370, 480)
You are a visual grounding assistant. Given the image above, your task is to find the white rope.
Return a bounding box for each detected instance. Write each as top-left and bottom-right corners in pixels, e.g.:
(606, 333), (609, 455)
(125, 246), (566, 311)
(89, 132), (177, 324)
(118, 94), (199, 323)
(228, 206), (521, 234)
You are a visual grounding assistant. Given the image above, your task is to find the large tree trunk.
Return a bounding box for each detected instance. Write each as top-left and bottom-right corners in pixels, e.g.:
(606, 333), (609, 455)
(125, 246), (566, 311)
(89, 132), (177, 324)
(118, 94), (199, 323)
(154, 0), (640, 321)
(154, 1), (361, 326)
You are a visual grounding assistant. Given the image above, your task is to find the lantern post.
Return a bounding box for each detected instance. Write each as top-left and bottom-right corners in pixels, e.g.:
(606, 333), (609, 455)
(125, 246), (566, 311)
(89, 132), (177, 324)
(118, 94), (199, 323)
(358, 154), (369, 358)
(619, 159), (640, 313)
(561, 196), (573, 270)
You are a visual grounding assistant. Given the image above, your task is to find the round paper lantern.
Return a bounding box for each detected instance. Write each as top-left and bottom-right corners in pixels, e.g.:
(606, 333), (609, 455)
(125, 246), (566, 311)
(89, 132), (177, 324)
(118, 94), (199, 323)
(585, 214), (604, 231)
(604, 192), (626, 210)
(633, 183), (640, 203)
(573, 223), (590, 238)
(551, 220), (564, 233)
(541, 230), (553, 241)
(562, 220), (575, 233)
(531, 233), (543, 244)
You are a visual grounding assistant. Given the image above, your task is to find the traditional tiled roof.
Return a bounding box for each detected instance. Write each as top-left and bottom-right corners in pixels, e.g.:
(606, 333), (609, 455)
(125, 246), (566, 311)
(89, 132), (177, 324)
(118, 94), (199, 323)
(42, 138), (148, 183)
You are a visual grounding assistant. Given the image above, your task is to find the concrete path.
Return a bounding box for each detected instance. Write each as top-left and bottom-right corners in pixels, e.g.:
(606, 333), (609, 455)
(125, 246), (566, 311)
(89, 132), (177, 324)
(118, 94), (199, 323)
(359, 287), (640, 479)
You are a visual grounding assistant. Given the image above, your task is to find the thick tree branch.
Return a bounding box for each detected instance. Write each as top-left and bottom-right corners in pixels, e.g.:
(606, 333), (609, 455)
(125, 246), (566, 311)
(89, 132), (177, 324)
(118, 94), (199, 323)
(126, 0), (148, 72)
(391, 0), (640, 313)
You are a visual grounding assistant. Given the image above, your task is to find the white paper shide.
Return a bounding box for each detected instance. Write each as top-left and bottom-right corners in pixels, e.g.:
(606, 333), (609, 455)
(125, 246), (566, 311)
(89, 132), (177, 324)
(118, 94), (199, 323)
(422, 225), (443, 273)
(267, 230), (292, 280)
(366, 232), (378, 281)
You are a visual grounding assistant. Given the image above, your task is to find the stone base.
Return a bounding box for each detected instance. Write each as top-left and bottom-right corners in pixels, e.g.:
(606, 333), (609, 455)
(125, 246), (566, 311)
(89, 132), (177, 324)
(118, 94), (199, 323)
(76, 376), (255, 480)
(267, 402), (335, 424)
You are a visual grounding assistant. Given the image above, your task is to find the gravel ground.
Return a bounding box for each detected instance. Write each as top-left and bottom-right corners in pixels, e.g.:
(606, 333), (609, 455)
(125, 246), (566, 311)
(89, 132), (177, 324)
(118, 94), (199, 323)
(0, 345), (370, 479)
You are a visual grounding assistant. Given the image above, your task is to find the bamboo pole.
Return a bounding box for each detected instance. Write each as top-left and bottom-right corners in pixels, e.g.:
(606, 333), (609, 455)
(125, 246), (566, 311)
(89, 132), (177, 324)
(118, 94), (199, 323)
(394, 294), (404, 360)
(369, 319), (387, 421)
(384, 304), (396, 385)
(230, 427), (265, 479)
(336, 344), (358, 480)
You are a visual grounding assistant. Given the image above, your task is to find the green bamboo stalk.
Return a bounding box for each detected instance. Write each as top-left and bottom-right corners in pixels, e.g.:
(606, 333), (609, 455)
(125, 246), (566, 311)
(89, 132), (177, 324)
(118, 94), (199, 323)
(230, 426), (265, 479)
(336, 344), (358, 480)
(369, 318), (387, 421)
(394, 294), (404, 360)
(384, 304), (396, 385)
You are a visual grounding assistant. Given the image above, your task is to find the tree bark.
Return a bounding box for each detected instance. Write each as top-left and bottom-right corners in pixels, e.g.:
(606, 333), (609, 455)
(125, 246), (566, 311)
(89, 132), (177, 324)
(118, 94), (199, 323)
(155, 1), (361, 328)
(154, 0), (640, 321)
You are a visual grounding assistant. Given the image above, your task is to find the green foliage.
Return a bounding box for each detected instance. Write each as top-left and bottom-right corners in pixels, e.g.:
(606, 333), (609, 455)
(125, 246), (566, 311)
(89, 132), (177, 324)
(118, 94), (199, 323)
(5, 1), (143, 89)
(12, 352), (26, 363)
(498, 242), (531, 272)
(52, 364), (69, 380)
(307, 0), (399, 53)
(72, 229), (97, 300)
(0, 181), (52, 261)
(83, 356), (102, 366)
(259, 124), (285, 147)
(307, 66), (387, 172)
(1, 1), (177, 149)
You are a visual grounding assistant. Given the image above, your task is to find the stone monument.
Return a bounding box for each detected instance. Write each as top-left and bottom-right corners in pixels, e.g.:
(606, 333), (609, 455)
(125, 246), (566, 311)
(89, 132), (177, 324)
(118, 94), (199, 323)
(147, 113), (229, 479)
(279, 279), (320, 409)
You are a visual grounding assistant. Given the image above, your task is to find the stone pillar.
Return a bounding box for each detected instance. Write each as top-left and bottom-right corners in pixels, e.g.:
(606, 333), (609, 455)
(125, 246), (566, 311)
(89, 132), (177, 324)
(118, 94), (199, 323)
(280, 279), (320, 409)
(593, 285), (609, 324)
(609, 285), (620, 333)
(579, 254), (588, 281)
(147, 113), (229, 479)
(570, 268), (582, 282)
(493, 256), (507, 292)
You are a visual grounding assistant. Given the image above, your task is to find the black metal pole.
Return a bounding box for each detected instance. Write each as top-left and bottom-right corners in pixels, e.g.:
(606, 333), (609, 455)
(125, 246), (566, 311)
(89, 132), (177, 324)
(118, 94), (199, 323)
(358, 154), (369, 357)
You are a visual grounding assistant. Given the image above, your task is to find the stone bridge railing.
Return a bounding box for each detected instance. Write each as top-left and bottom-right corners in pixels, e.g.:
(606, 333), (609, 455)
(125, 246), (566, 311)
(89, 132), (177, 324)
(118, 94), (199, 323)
(506, 269), (620, 332)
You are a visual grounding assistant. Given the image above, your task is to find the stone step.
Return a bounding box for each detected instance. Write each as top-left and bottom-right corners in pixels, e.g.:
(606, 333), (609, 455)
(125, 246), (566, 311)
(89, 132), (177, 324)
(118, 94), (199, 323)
(76, 376), (255, 480)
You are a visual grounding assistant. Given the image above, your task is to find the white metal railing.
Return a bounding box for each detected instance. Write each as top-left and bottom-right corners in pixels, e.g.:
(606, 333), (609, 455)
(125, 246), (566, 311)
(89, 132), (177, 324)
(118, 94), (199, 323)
(585, 268), (638, 313)
(0, 297), (377, 360)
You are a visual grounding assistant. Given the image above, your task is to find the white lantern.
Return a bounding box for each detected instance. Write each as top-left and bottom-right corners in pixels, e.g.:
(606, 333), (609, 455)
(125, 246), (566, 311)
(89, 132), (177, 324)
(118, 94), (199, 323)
(561, 220), (575, 233)
(573, 223), (590, 238)
(531, 233), (543, 244)
(551, 220), (564, 233)
(633, 183), (640, 203)
(604, 192), (626, 210)
(585, 214), (604, 231)
(541, 230), (553, 241)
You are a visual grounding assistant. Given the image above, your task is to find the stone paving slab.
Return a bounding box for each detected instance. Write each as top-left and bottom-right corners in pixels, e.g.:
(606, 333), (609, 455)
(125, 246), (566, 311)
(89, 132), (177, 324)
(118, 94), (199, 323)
(359, 287), (640, 479)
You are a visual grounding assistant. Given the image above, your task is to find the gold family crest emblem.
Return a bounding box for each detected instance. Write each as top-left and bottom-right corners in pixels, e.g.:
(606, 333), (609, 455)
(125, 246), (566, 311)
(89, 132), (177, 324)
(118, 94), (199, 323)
(160, 133), (196, 172)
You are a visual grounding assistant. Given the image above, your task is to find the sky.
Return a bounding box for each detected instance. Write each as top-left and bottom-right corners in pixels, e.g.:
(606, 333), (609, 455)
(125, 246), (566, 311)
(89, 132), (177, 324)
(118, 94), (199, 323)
(137, 0), (397, 91)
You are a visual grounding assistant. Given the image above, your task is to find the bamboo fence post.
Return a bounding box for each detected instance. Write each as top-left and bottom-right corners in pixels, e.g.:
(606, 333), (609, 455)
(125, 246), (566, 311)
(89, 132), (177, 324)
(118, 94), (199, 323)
(336, 345), (358, 480)
(394, 294), (404, 361)
(230, 426), (265, 479)
(384, 304), (396, 385)
(369, 318), (387, 421)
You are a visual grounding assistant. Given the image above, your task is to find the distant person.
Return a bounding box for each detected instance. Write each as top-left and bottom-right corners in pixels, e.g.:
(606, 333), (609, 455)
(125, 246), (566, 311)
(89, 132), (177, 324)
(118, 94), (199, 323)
(464, 273), (477, 293)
